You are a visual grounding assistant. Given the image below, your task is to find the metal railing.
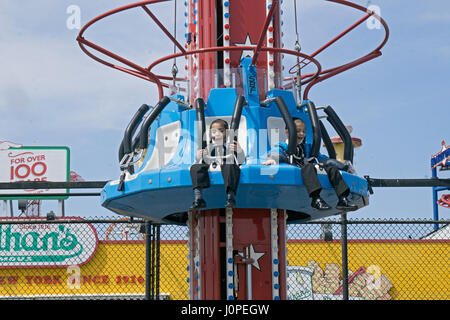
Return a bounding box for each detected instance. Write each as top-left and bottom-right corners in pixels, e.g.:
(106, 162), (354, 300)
(0, 180), (448, 300)
(0, 216), (447, 300)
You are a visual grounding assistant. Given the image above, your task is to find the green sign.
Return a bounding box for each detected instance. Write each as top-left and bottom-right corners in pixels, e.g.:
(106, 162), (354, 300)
(0, 218), (98, 268)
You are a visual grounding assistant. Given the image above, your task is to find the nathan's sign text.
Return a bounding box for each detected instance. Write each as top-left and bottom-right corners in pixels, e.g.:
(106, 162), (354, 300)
(0, 218), (98, 268)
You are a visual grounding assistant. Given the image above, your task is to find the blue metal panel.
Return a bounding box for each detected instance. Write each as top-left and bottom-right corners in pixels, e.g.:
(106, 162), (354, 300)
(101, 87), (370, 224)
(102, 162), (369, 224)
(206, 88), (237, 117)
(241, 57), (260, 107)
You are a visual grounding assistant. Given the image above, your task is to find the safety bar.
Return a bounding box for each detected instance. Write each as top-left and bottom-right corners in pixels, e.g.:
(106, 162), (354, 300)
(273, 96), (297, 156)
(319, 120), (337, 159)
(121, 129), (145, 159)
(303, 101), (322, 159)
(228, 95), (246, 144)
(119, 104), (150, 163)
(138, 96), (171, 150)
(118, 141), (125, 164)
(132, 135), (141, 151)
(323, 105), (354, 163)
(118, 135), (142, 172)
(195, 98), (207, 150)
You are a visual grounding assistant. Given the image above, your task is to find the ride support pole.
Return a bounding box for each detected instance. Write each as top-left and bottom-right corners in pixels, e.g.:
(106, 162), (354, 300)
(341, 213), (349, 300)
(145, 220), (152, 300)
(156, 224), (161, 300)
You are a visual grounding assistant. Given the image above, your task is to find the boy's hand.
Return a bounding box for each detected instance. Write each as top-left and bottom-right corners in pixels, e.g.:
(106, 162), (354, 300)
(262, 159), (277, 165)
(229, 141), (242, 153)
(197, 149), (207, 159)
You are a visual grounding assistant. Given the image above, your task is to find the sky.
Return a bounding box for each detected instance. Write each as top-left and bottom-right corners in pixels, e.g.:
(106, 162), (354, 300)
(0, 0), (449, 221)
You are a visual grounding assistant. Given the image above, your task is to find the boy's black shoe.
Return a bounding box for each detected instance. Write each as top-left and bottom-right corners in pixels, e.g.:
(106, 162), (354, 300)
(191, 198), (207, 210)
(336, 196), (358, 211)
(225, 193), (236, 208)
(311, 197), (331, 211)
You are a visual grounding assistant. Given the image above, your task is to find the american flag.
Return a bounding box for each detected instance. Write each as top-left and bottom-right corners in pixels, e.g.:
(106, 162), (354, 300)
(70, 170), (85, 182)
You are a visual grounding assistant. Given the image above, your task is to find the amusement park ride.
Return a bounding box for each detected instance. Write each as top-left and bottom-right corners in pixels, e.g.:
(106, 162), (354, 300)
(431, 141), (450, 228)
(70, 0), (449, 300)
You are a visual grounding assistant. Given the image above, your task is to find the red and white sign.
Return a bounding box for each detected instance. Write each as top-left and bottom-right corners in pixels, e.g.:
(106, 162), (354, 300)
(0, 146), (70, 198)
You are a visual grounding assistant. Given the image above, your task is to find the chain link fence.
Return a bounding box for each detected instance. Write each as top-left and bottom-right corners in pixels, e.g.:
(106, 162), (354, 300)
(0, 217), (448, 300)
(286, 219), (449, 300)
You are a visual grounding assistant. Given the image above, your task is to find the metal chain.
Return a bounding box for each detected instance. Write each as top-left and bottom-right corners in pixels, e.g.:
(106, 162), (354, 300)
(293, 1), (302, 102)
(171, 0), (178, 88)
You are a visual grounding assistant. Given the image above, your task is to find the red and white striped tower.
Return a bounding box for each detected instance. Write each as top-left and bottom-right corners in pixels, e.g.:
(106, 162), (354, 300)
(184, 0), (287, 300)
(184, 0), (283, 102)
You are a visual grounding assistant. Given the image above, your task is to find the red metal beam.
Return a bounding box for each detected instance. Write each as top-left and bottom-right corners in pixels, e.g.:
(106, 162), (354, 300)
(289, 12), (373, 74)
(115, 66), (164, 99)
(78, 37), (150, 75)
(297, 0), (389, 99)
(77, 38), (164, 99)
(329, 0), (389, 52)
(302, 51), (381, 100)
(76, 0), (388, 102)
(147, 45), (322, 83)
(141, 5), (186, 54)
(78, 0), (168, 38)
(251, 0), (279, 65)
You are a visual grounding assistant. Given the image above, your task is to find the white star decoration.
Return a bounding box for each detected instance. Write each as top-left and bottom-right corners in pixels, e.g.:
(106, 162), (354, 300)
(234, 34), (256, 61)
(239, 244), (266, 271)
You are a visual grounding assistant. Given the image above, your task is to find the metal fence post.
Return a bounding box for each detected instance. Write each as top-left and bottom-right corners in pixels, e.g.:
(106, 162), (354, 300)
(156, 224), (161, 300)
(145, 220), (152, 300)
(151, 224), (156, 299)
(340, 213), (349, 300)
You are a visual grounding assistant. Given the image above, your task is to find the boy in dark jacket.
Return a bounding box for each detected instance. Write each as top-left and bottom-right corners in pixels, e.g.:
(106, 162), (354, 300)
(190, 119), (245, 209)
(263, 118), (357, 211)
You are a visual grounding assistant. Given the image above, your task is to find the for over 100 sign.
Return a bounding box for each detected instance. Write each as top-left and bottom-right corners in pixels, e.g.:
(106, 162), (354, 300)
(0, 146), (70, 199)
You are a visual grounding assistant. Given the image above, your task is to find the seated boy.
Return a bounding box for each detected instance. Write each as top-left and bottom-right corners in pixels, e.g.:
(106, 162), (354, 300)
(263, 117), (357, 211)
(190, 119), (245, 209)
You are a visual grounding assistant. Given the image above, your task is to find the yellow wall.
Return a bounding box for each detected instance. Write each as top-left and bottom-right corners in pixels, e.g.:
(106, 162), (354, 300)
(287, 240), (449, 300)
(0, 241), (189, 300)
(0, 242), (144, 297)
(0, 241), (447, 300)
